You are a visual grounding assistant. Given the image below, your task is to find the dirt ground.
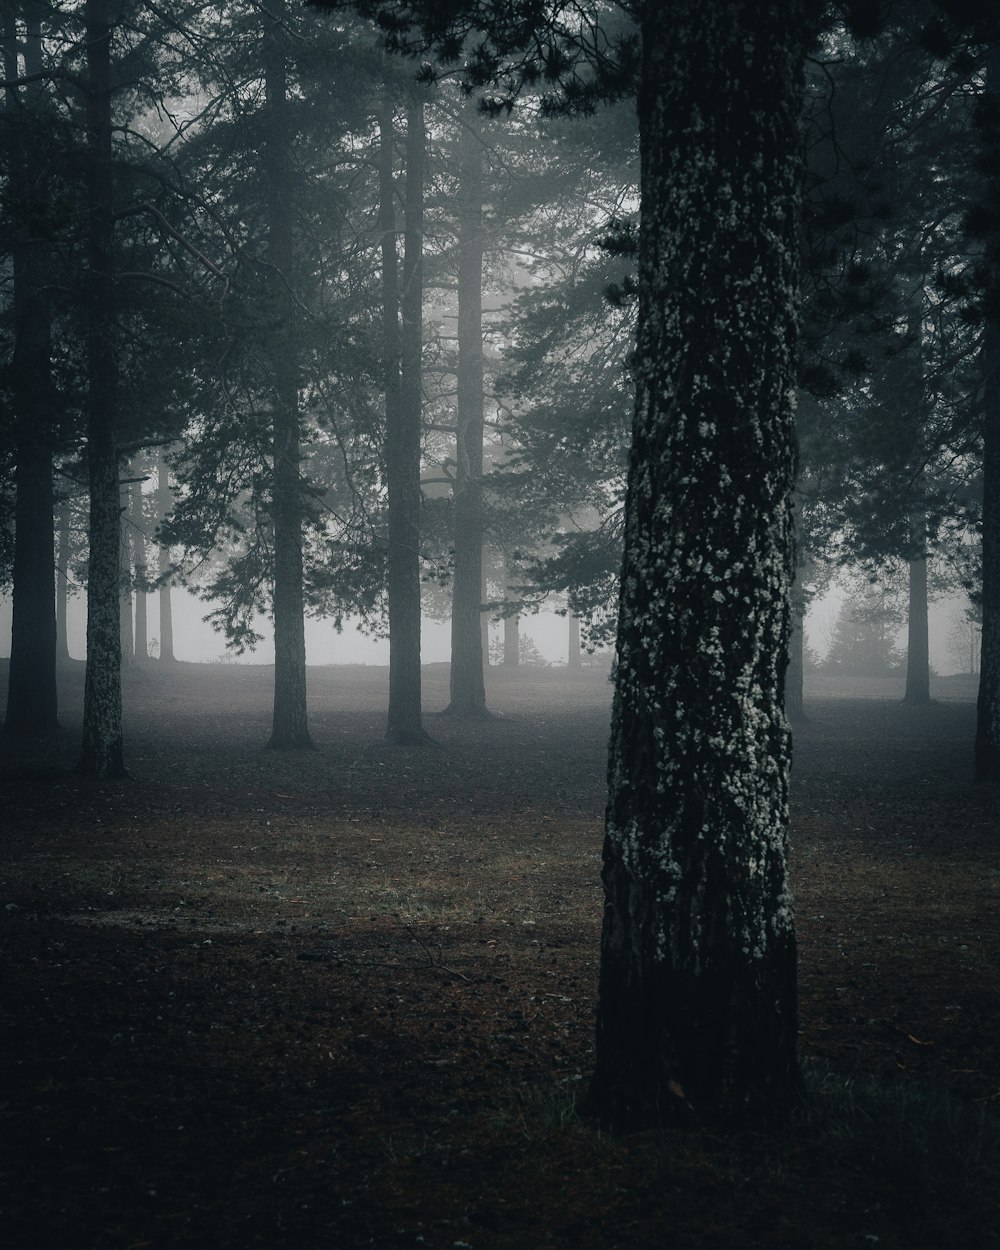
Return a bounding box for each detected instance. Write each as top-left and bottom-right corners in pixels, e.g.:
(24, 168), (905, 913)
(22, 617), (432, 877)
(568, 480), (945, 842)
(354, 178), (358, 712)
(1, 659), (998, 1250)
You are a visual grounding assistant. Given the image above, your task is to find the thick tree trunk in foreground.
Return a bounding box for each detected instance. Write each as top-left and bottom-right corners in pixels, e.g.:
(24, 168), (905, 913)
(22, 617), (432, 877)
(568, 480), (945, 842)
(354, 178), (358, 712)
(264, 3), (311, 749)
(4, 6), (58, 736)
(79, 0), (125, 777)
(904, 515), (930, 705)
(976, 317), (1000, 781)
(384, 99), (428, 743)
(446, 114), (488, 717)
(156, 448), (175, 664)
(588, 1), (806, 1128)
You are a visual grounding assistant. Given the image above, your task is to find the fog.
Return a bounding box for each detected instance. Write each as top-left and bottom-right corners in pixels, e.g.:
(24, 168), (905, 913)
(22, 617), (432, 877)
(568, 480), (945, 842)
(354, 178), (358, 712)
(0, 585), (972, 676)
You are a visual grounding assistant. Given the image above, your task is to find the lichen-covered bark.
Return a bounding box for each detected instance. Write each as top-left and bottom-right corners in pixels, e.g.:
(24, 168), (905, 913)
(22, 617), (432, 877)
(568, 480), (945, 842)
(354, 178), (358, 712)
(79, 0), (125, 778)
(976, 318), (1000, 781)
(589, 0), (810, 1126)
(4, 6), (58, 737)
(264, 3), (311, 750)
(385, 100), (428, 744)
(446, 113), (488, 717)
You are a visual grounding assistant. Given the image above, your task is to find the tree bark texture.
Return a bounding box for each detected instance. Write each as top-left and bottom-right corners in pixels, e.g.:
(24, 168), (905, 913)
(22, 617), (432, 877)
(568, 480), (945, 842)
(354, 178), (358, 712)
(976, 317), (1000, 780)
(264, 3), (311, 749)
(156, 448), (175, 663)
(3, 5), (58, 736)
(384, 100), (427, 743)
(446, 113), (488, 716)
(79, 0), (125, 777)
(589, 0), (807, 1127)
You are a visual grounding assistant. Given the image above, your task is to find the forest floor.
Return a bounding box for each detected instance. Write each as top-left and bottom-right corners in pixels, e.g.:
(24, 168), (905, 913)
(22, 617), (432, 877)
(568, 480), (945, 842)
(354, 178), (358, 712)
(1, 660), (999, 1250)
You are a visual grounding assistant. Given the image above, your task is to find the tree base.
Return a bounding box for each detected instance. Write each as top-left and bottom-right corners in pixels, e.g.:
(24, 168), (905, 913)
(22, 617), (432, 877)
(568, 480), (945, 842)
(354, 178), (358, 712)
(437, 704), (497, 720)
(385, 725), (437, 746)
(75, 750), (129, 780)
(265, 734), (316, 751)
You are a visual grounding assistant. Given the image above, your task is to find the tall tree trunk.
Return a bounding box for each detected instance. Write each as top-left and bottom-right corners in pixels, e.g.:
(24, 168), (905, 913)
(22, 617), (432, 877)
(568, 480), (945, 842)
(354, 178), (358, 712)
(384, 98), (427, 743)
(264, 2), (311, 749)
(588, 1), (807, 1128)
(56, 490), (71, 662)
(79, 0), (125, 777)
(480, 556), (490, 662)
(156, 447), (175, 664)
(975, 49), (1000, 782)
(785, 599), (806, 722)
(0, 596), (11, 657)
(502, 555), (520, 667)
(445, 112), (488, 716)
(503, 615), (520, 666)
(131, 479), (148, 663)
(904, 511), (930, 705)
(3, 5), (58, 736)
(976, 316), (1000, 780)
(119, 478), (134, 668)
(567, 612), (582, 669)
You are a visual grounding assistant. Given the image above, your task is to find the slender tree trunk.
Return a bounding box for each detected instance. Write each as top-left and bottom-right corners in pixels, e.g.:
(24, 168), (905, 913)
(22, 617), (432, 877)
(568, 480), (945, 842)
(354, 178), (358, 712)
(975, 49), (1000, 781)
(0, 596), (11, 657)
(79, 0), (125, 777)
(976, 316), (1000, 780)
(503, 613), (520, 667)
(56, 490), (71, 662)
(264, 2), (311, 749)
(131, 479), (148, 663)
(904, 513), (931, 705)
(384, 98), (427, 743)
(568, 612), (582, 669)
(480, 556), (490, 662)
(119, 478), (134, 668)
(446, 112), (488, 716)
(786, 599), (806, 722)
(3, 5), (58, 736)
(588, 1), (807, 1128)
(502, 555), (520, 667)
(156, 447), (175, 664)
